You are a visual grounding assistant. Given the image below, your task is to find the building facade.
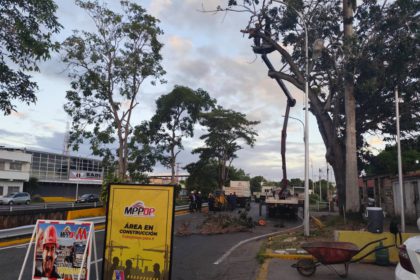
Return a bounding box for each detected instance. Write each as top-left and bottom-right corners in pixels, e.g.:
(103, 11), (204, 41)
(0, 147), (104, 198)
(361, 171), (420, 223)
(0, 147), (32, 196)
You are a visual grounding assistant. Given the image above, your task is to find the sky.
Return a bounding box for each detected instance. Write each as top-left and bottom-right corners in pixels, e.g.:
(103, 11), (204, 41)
(0, 0), (385, 182)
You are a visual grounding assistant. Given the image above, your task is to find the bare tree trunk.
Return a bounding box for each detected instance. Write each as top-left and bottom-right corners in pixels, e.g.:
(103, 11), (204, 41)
(118, 144), (126, 180)
(170, 146), (176, 184)
(343, 0), (360, 213)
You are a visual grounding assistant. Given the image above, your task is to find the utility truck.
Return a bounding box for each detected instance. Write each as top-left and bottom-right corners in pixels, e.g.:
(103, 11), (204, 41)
(265, 188), (304, 217)
(223, 181), (251, 209)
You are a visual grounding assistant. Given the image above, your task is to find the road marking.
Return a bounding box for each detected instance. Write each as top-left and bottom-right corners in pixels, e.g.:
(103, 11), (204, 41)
(91, 258), (103, 264)
(213, 223), (303, 265)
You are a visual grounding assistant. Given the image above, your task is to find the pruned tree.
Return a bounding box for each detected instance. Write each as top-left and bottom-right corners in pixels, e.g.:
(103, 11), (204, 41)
(212, 0), (419, 213)
(62, 0), (165, 180)
(193, 107), (259, 188)
(133, 85), (215, 183)
(0, 0), (61, 114)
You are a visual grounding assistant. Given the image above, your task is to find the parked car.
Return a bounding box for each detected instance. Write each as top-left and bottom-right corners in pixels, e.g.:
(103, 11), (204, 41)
(75, 193), (99, 203)
(0, 192), (31, 205)
(395, 235), (420, 280)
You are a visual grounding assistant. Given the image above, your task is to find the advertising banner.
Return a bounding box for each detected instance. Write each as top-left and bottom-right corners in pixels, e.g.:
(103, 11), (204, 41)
(69, 170), (102, 181)
(32, 220), (93, 280)
(103, 184), (175, 280)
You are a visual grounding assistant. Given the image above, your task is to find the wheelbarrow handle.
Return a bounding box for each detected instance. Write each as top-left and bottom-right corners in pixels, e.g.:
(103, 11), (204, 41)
(352, 243), (394, 263)
(357, 237), (387, 253)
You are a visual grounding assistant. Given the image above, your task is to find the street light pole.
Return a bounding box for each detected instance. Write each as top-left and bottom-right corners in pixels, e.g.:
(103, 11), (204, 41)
(272, 0), (309, 236)
(395, 86), (405, 232)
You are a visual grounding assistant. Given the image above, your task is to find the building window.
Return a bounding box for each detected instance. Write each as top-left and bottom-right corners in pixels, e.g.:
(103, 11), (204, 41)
(0, 161), (5, 170)
(9, 162), (22, 171)
(0, 186), (3, 196)
(8, 186), (19, 194)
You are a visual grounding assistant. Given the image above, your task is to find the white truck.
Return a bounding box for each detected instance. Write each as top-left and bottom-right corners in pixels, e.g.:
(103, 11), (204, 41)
(259, 185), (276, 202)
(223, 181), (251, 208)
(265, 189), (304, 218)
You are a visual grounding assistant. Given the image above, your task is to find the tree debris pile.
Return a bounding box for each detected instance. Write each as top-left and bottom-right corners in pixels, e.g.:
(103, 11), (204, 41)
(199, 211), (254, 235)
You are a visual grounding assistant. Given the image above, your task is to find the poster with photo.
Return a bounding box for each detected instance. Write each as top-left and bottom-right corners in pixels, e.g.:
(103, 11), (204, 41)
(103, 184), (175, 280)
(32, 220), (93, 280)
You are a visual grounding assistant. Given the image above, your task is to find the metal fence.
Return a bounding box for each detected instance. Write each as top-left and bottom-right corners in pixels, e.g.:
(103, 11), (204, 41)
(309, 201), (331, 212)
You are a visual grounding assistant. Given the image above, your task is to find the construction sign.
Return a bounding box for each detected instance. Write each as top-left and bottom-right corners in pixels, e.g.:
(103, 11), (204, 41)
(103, 184), (175, 280)
(32, 220), (93, 280)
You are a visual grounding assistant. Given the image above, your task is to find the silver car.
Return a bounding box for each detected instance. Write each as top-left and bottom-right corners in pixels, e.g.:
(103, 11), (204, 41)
(0, 192), (31, 205)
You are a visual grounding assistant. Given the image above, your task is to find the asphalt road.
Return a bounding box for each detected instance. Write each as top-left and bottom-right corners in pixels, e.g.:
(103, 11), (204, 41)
(0, 202), (301, 279)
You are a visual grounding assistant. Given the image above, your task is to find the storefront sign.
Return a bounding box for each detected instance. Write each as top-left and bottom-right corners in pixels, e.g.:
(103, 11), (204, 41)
(69, 170), (102, 181)
(103, 184), (174, 280)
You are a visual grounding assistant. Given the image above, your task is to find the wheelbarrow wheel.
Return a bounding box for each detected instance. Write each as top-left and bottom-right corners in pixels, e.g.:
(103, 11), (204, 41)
(296, 259), (316, 277)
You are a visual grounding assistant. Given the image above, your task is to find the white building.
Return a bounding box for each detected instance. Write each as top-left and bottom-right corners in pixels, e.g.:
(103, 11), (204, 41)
(0, 147), (32, 196)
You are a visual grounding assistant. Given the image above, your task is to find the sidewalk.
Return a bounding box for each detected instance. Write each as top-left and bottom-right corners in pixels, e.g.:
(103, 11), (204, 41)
(265, 258), (396, 280)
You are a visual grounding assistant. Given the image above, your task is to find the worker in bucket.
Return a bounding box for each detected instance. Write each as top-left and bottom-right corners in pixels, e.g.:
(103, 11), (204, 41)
(34, 225), (61, 278)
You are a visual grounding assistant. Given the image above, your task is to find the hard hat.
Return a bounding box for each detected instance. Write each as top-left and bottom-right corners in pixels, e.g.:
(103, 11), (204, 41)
(43, 225), (58, 247)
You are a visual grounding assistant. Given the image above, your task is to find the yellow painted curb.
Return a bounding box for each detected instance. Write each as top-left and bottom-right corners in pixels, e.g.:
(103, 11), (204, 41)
(67, 207), (106, 220)
(256, 258), (271, 280)
(0, 237), (32, 248)
(42, 197), (75, 202)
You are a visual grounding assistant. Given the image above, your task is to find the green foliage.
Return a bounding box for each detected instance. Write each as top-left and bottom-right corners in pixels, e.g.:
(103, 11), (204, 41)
(250, 176), (265, 193)
(365, 138), (420, 175)
(100, 173), (123, 204)
(185, 160), (220, 195)
(132, 85), (215, 182)
(185, 160), (250, 196)
(355, 0), (419, 158)
(228, 167), (251, 181)
(220, 0), (419, 210)
(193, 106), (259, 188)
(62, 0), (165, 180)
(0, 0), (61, 114)
(289, 178), (303, 187)
(309, 193), (320, 204)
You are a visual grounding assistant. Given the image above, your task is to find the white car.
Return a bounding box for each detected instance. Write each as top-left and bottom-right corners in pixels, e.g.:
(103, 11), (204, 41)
(396, 235), (420, 280)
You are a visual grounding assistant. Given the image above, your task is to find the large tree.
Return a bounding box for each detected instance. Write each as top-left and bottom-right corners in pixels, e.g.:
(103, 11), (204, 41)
(62, 0), (165, 180)
(193, 107), (259, 188)
(0, 0), (61, 115)
(218, 0), (419, 213)
(134, 85), (215, 183)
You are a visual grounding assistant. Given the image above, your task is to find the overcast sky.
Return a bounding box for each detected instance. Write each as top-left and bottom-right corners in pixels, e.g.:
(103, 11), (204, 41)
(0, 0), (373, 182)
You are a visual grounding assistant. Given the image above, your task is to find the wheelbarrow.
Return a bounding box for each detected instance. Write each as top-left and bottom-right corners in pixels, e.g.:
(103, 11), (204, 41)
(291, 237), (393, 278)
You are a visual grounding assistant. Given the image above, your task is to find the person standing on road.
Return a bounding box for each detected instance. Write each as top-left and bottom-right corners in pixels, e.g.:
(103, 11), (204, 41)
(208, 193), (215, 212)
(196, 191), (202, 212)
(189, 191), (196, 213)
